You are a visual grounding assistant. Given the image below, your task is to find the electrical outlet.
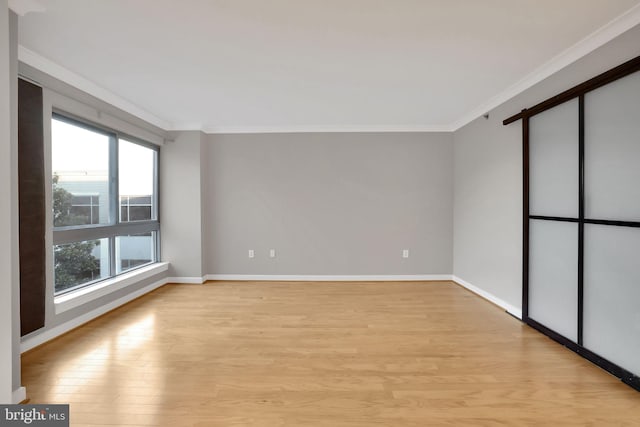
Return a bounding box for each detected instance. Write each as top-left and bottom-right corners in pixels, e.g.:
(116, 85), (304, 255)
(248, 249), (255, 258)
(402, 249), (409, 258)
(269, 249), (276, 258)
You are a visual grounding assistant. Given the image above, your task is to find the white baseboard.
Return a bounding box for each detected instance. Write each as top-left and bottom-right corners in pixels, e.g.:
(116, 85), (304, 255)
(167, 276), (204, 284)
(204, 274), (453, 282)
(21, 278), (168, 353)
(452, 275), (522, 319)
(12, 387), (26, 404)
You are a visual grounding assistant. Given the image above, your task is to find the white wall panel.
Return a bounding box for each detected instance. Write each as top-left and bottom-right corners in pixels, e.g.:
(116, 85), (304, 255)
(584, 224), (640, 377)
(529, 99), (579, 218)
(585, 71), (640, 222)
(529, 219), (578, 342)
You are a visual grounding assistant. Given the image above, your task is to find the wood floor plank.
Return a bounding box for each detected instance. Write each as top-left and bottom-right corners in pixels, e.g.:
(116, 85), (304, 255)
(21, 281), (640, 426)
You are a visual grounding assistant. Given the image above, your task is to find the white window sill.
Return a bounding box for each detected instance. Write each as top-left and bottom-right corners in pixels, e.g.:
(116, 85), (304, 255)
(54, 262), (169, 314)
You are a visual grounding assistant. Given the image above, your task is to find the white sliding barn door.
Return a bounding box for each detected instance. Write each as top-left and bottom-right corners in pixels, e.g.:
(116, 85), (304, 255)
(525, 68), (640, 385)
(528, 99), (579, 343)
(582, 71), (640, 379)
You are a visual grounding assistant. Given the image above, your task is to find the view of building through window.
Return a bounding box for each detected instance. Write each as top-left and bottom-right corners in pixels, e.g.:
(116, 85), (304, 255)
(52, 116), (158, 294)
(70, 194), (100, 224)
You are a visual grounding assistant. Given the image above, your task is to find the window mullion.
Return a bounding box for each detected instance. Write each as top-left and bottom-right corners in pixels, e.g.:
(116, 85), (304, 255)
(110, 236), (117, 277)
(110, 134), (119, 226)
(153, 150), (159, 221)
(110, 134), (118, 277)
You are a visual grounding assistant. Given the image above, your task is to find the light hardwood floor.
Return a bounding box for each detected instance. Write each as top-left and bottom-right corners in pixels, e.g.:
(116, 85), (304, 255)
(22, 281), (640, 426)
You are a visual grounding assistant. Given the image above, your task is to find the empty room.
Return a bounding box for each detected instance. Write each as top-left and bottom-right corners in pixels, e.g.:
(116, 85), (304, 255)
(2, 0), (640, 425)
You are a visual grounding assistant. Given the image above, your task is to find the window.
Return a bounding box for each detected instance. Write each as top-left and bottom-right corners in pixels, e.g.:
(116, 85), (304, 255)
(120, 196), (152, 222)
(71, 194), (100, 225)
(52, 114), (159, 295)
(119, 138), (156, 222)
(116, 232), (155, 274)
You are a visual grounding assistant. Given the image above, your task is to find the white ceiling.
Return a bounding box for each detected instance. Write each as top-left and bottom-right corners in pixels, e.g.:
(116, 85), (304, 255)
(16, 0), (640, 132)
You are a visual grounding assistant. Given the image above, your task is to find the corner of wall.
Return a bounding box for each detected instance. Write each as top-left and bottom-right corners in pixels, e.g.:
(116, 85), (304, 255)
(160, 130), (205, 278)
(199, 132), (209, 277)
(0, 1), (20, 404)
(9, 7), (22, 401)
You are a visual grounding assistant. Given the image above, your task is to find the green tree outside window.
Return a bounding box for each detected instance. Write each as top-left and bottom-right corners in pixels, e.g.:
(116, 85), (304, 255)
(53, 174), (100, 291)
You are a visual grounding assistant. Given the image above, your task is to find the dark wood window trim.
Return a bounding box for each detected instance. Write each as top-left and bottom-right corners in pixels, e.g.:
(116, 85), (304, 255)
(18, 79), (46, 336)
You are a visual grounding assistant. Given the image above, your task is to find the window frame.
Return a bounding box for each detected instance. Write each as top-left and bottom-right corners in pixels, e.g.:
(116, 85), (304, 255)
(52, 111), (160, 296)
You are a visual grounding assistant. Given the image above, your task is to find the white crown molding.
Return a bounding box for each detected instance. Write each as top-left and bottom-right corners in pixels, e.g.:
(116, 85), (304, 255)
(170, 124), (454, 134)
(167, 123), (205, 132)
(8, 0), (45, 16)
(18, 45), (172, 130)
(451, 3), (640, 131)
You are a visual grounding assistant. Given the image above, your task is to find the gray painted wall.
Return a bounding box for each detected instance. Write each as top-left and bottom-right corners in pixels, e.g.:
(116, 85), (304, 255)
(160, 131), (206, 278)
(200, 140), (211, 275)
(203, 132), (453, 275)
(453, 24), (640, 310)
